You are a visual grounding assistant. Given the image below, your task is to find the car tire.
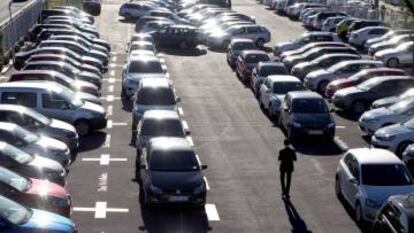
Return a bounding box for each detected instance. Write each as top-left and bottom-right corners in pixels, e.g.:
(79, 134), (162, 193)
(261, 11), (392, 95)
(387, 58), (399, 68)
(318, 81), (329, 94)
(397, 141), (411, 157)
(75, 120), (90, 136)
(352, 100), (365, 114)
(335, 176), (343, 199)
(268, 104), (273, 117)
(256, 38), (265, 48)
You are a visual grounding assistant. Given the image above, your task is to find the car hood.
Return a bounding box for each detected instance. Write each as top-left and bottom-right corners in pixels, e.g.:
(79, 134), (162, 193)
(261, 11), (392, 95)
(75, 92), (101, 105)
(36, 136), (68, 151)
(150, 170), (203, 190)
(361, 107), (395, 121)
(371, 96), (399, 108)
(127, 73), (165, 81)
(22, 209), (75, 232)
(81, 101), (106, 114)
(49, 119), (77, 134)
(375, 123), (411, 137)
(79, 71), (101, 80)
(362, 184), (414, 204)
(29, 155), (63, 172)
(27, 178), (68, 198)
(291, 113), (333, 125)
(292, 61), (311, 70)
(306, 69), (330, 79)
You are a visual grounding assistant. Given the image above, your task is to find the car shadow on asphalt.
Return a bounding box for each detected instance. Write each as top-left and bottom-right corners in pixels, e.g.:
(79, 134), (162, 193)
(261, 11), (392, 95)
(135, 184), (211, 232)
(290, 138), (343, 156)
(336, 196), (370, 233)
(158, 47), (208, 56)
(118, 18), (137, 24)
(122, 97), (133, 112)
(283, 198), (313, 233)
(334, 109), (361, 122)
(77, 131), (107, 153)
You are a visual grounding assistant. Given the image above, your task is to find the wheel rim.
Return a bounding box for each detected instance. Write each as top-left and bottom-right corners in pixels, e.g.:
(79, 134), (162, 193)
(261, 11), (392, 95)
(387, 58), (398, 68)
(76, 121), (89, 136)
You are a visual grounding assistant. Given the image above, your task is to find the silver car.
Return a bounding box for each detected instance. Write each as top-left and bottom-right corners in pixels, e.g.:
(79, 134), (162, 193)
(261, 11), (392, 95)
(0, 104), (78, 150)
(372, 118), (414, 155)
(374, 42), (413, 68)
(0, 122), (70, 167)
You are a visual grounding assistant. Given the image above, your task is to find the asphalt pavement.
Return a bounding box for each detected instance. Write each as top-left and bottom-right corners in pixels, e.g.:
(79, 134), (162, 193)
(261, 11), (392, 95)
(20, 0), (374, 232)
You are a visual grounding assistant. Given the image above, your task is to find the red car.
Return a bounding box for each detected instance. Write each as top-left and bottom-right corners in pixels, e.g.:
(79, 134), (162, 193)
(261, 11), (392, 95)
(236, 50), (270, 83)
(0, 166), (71, 217)
(325, 68), (407, 98)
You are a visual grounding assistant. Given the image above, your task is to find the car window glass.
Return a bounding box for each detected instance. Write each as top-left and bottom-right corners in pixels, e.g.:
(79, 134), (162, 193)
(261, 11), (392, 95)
(42, 93), (69, 109)
(247, 27), (259, 34)
(1, 92), (37, 108)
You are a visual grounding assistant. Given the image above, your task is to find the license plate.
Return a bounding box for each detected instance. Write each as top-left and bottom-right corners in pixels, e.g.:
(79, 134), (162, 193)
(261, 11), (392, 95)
(308, 130), (323, 135)
(169, 196), (188, 202)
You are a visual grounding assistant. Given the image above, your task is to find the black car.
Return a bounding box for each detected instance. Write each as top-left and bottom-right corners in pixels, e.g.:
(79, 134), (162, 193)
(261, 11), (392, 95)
(332, 76), (414, 114)
(40, 9), (94, 24)
(135, 16), (172, 32)
(291, 53), (361, 80)
(347, 20), (383, 39)
(279, 91), (335, 141)
(28, 24), (76, 41)
(372, 194), (414, 233)
(150, 25), (200, 50)
(283, 46), (359, 71)
(139, 137), (207, 206)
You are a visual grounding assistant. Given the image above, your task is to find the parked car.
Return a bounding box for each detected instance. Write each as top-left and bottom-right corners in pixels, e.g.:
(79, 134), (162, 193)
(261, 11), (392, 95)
(8, 70), (100, 96)
(259, 75), (305, 118)
(336, 17), (358, 40)
(136, 110), (189, 152)
(48, 35), (109, 54)
(0, 195), (77, 232)
(53, 6), (94, 23)
(41, 8), (93, 24)
(291, 53), (360, 80)
(150, 25), (200, 49)
(348, 26), (390, 48)
(43, 19), (99, 37)
(273, 32), (341, 56)
(364, 29), (411, 51)
(372, 88), (414, 109)
(360, 98), (414, 136)
(0, 142), (66, 186)
(335, 148), (414, 223)
(139, 137), (207, 206)
(127, 41), (157, 54)
(369, 34), (414, 56)
(347, 19), (383, 40)
(279, 91), (335, 140)
(0, 122), (70, 167)
(132, 78), (180, 130)
(321, 16), (348, 32)
(0, 167), (71, 217)
(0, 104), (78, 150)
(325, 68), (407, 99)
(122, 55), (166, 97)
(226, 38), (256, 68)
(374, 42), (414, 68)
(251, 62), (288, 97)
(140, 20), (174, 33)
(0, 82), (107, 136)
(235, 50), (271, 83)
(129, 33), (155, 47)
(332, 76), (414, 114)
(135, 16), (173, 32)
(28, 24), (83, 41)
(312, 11), (349, 31)
(280, 41), (348, 61)
(304, 60), (383, 93)
(119, 2), (165, 19)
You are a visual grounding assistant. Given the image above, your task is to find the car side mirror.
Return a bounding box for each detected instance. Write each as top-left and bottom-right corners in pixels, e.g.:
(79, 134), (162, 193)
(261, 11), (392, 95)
(348, 177), (358, 185)
(140, 164), (147, 169)
(201, 165), (208, 170)
(283, 107), (288, 112)
(176, 96), (181, 102)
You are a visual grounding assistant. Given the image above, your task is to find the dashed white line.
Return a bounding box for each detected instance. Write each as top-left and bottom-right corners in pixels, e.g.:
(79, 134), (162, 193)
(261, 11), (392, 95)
(336, 126), (346, 129)
(108, 85), (114, 92)
(334, 136), (349, 151)
(104, 134), (111, 148)
(101, 95), (121, 102)
(107, 120), (127, 129)
(73, 202), (129, 219)
(109, 70), (115, 77)
(178, 107), (184, 116)
(82, 154), (128, 165)
(109, 63), (116, 68)
(111, 56), (117, 63)
(205, 204), (220, 221)
(107, 105), (113, 116)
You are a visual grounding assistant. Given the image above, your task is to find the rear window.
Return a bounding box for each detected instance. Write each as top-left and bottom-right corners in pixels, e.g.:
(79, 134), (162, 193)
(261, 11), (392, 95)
(141, 119), (184, 137)
(232, 42), (255, 51)
(273, 82), (305, 94)
(129, 60), (162, 73)
(150, 150), (198, 172)
(136, 88), (175, 105)
(259, 65), (288, 76)
(245, 54), (270, 63)
(291, 98), (328, 113)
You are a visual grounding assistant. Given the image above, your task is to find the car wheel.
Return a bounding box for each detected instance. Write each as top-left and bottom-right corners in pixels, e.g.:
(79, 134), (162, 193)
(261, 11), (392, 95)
(387, 58), (399, 68)
(335, 176), (343, 199)
(256, 38), (265, 48)
(222, 40), (230, 49)
(352, 100), (365, 114)
(397, 141), (411, 158)
(259, 97), (265, 110)
(179, 41), (188, 50)
(318, 81), (329, 94)
(75, 120), (90, 136)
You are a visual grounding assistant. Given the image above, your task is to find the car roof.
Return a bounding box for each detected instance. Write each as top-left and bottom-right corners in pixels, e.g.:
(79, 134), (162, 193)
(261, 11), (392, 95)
(316, 53), (359, 59)
(288, 91), (322, 99)
(149, 137), (193, 152)
(11, 70), (59, 76)
(143, 110), (180, 120)
(267, 75), (301, 83)
(348, 148), (402, 164)
(141, 78), (170, 88)
(361, 67), (406, 74)
(41, 40), (78, 45)
(335, 59), (382, 66)
(25, 60), (70, 67)
(355, 26), (389, 32)
(0, 81), (65, 91)
(304, 31), (335, 36)
(230, 38), (254, 45)
(241, 50), (268, 56)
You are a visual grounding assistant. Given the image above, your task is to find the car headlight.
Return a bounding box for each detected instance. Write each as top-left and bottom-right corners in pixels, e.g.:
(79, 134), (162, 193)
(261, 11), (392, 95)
(193, 183), (206, 194)
(149, 184), (163, 195)
(292, 122), (302, 128)
(365, 198), (381, 208)
(49, 196), (70, 208)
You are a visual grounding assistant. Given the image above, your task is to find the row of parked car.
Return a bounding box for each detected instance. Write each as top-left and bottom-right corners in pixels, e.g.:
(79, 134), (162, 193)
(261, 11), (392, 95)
(120, 31), (209, 207)
(0, 6), (113, 233)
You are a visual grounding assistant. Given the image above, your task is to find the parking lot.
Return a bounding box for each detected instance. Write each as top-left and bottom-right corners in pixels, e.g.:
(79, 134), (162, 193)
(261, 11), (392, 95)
(44, 0), (379, 232)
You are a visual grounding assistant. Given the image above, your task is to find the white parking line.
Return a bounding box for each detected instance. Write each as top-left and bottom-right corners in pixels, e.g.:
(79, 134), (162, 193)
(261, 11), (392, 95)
(82, 154), (128, 165)
(104, 134), (111, 148)
(178, 107), (184, 116)
(110, 52), (118, 56)
(109, 70), (115, 77)
(107, 105), (113, 116)
(203, 176), (210, 190)
(100, 95), (121, 102)
(336, 126), (346, 129)
(73, 202), (129, 219)
(111, 56), (117, 63)
(334, 136), (349, 151)
(205, 204), (220, 221)
(107, 120), (127, 129)
(186, 136), (194, 146)
(108, 85), (114, 92)
(109, 63), (116, 68)
(108, 78), (115, 83)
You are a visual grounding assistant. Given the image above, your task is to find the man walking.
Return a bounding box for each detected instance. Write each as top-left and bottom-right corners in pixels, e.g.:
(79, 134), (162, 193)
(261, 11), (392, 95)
(279, 139), (297, 199)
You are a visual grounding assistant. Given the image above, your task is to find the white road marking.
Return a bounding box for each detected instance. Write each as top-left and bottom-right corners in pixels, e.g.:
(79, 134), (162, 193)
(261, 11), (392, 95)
(104, 134), (111, 148)
(98, 172), (108, 192)
(182, 120), (189, 131)
(336, 126), (346, 129)
(108, 78), (115, 83)
(334, 136), (349, 151)
(186, 136), (194, 146)
(107, 120), (127, 129)
(109, 63), (116, 68)
(73, 202), (129, 219)
(110, 52), (118, 55)
(109, 70), (115, 77)
(195, 154), (202, 166)
(112, 56), (117, 63)
(178, 107), (184, 116)
(82, 154), (128, 165)
(310, 158), (324, 174)
(205, 204), (220, 221)
(107, 105), (113, 116)
(100, 95), (121, 102)
(203, 176), (210, 190)
(108, 85), (114, 92)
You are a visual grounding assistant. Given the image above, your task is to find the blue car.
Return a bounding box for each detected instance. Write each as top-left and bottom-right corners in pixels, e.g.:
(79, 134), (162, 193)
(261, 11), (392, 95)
(0, 195), (77, 233)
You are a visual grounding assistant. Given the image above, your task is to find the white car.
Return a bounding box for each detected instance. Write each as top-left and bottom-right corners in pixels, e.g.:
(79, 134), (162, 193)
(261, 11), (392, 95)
(304, 60), (383, 93)
(364, 30), (410, 51)
(207, 24), (271, 48)
(335, 148), (414, 223)
(273, 32), (341, 56)
(374, 41), (414, 68)
(372, 117), (414, 155)
(258, 75), (305, 118)
(321, 16), (347, 32)
(371, 88), (414, 109)
(359, 98), (414, 135)
(348, 26), (391, 48)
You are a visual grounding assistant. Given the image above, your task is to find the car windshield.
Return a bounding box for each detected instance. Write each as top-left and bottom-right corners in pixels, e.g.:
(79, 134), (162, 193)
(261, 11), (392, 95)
(0, 143), (33, 164)
(245, 54), (270, 63)
(327, 62), (347, 72)
(0, 167), (30, 192)
(232, 42), (255, 51)
(141, 119), (184, 137)
(389, 99), (414, 114)
(259, 66), (288, 76)
(13, 126), (38, 144)
(291, 98), (328, 113)
(129, 60), (163, 73)
(403, 118), (414, 129)
(136, 88), (175, 105)
(0, 196), (31, 225)
(273, 82), (305, 94)
(357, 78), (380, 91)
(24, 109), (51, 125)
(150, 150), (199, 171)
(362, 164), (413, 186)
(56, 86), (83, 107)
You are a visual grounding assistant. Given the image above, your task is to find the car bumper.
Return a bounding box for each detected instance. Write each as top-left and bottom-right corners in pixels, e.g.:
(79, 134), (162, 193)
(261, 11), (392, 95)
(147, 191), (206, 207)
(289, 125), (335, 138)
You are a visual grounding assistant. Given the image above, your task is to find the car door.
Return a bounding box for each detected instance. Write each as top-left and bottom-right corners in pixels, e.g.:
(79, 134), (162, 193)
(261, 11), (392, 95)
(38, 92), (75, 123)
(369, 80), (396, 102)
(281, 96), (291, 128)
(246, 26), (259, 41)
(260, 79), (272, 107)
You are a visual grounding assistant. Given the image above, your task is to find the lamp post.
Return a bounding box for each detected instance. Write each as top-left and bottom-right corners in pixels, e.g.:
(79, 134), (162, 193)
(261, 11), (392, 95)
(8, 0), (14, 60)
